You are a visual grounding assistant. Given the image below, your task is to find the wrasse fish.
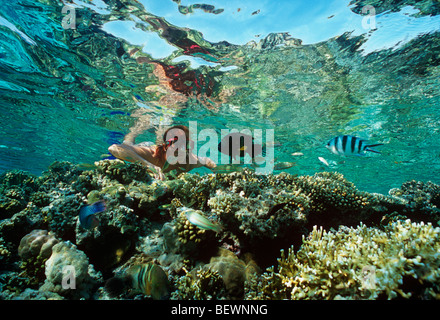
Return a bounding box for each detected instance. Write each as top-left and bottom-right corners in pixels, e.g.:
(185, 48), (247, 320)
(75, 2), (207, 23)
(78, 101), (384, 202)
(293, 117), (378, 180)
(179, 207), (222, 233)
(105, 263), (170, 300)
(273, 161), (295, 170)
(127, 263), (170, 300)
(211, 164), (254, 174)
(79, 200), (106, 229)
(218, 132), (266, 161)
(326, 135), (383, 156)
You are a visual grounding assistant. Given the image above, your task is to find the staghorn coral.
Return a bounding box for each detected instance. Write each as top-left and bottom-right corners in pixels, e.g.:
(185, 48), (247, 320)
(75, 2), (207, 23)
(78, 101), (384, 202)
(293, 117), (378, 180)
(249, 219), (440, 300)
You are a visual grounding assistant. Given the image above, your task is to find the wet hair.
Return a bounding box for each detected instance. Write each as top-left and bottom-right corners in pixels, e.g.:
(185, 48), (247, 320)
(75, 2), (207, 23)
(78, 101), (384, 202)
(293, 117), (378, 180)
(153, 125), (190, 159)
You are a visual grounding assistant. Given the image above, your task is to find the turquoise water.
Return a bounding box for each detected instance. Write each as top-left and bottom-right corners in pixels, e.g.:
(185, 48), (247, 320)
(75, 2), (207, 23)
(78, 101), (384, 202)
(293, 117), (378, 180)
(1, 0), (440, 194)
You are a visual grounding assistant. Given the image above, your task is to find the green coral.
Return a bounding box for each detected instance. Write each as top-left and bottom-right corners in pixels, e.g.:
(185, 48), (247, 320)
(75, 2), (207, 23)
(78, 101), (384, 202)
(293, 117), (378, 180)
(38, 161), (82, 191)
(0, 239), (11, 262)
(0, 170), (40, 219)
(250, 219), (440, 300)
(178, 171), (374, 244)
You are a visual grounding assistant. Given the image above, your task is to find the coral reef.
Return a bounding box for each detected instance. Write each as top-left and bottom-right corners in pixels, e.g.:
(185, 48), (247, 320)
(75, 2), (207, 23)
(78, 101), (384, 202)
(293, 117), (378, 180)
(41, 241), (102, 299)
(1, 160), (440, 300)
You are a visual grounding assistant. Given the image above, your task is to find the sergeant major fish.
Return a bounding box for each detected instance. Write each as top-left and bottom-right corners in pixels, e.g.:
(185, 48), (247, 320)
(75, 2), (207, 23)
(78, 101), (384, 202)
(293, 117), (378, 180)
(326, 135), (383, 156)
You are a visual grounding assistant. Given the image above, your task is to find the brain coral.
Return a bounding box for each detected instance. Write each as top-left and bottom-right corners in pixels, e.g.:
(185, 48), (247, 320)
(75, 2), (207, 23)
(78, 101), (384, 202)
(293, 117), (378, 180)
(18, 229), (59, 260)
(249, 219), (440, 300)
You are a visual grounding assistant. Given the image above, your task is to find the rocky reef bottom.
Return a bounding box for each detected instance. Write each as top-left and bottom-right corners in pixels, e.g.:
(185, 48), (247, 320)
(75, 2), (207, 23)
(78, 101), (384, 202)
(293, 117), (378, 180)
(1, 160), (440, 300)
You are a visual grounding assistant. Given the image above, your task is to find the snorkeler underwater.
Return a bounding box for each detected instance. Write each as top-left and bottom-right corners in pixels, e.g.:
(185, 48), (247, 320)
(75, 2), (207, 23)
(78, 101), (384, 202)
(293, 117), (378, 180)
(1, 0), (440, 303)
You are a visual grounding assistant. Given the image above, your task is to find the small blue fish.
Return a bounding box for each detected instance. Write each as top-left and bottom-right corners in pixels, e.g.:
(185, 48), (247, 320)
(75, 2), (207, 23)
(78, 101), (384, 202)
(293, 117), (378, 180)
(326, 135), (383, 156)
(79, 200), (106, 229)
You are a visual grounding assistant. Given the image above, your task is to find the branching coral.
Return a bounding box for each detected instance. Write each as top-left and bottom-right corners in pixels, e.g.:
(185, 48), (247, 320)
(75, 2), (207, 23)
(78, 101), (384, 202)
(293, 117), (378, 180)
(173, 267), (226, 300)
(293, 172), (377, 225)
(250, 219), (440, 300)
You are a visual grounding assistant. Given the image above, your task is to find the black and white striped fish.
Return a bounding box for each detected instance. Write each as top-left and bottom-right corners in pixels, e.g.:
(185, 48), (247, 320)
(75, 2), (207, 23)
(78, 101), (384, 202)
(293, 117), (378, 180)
(326, 135), (383, 156)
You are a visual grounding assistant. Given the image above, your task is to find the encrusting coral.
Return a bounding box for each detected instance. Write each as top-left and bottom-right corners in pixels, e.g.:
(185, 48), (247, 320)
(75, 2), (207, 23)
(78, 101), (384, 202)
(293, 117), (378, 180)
(41, 241), (102, 299)
(18, 229), (59, 260)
